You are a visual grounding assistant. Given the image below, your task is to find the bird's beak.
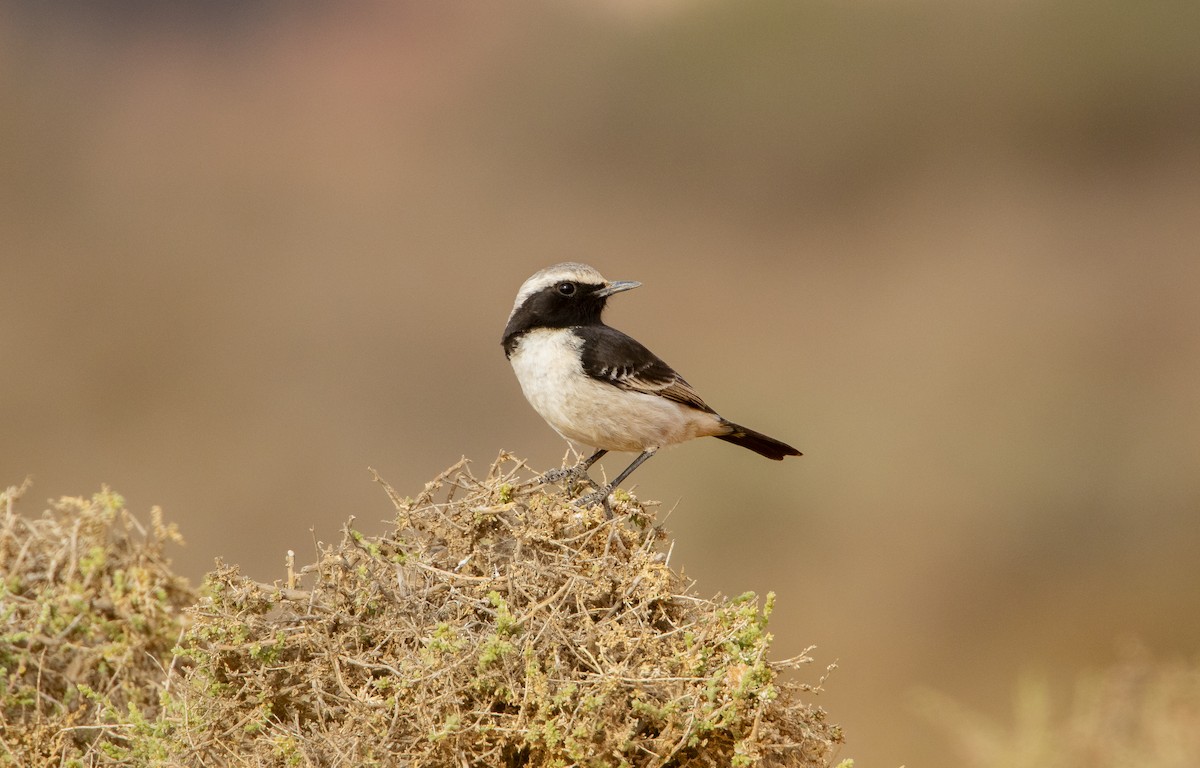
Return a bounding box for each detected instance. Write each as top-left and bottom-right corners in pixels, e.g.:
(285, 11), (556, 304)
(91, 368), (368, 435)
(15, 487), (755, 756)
(595, 280), (641, 298)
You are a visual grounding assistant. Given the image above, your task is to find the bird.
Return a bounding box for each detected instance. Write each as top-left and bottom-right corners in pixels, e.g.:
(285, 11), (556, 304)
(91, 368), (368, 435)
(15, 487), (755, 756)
(501, 262), (801, 512)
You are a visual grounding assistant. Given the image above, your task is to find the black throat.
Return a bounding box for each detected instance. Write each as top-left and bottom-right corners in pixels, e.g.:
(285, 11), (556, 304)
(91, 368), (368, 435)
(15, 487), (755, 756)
(502, 284), (609, 358)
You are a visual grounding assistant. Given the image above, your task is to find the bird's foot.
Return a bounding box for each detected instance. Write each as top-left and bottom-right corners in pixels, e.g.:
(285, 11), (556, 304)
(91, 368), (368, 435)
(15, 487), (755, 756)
(540, 464), (600, 494)
(540, 466), (578, 483)
(574, 486), (614, 518)
(541, 449), (607, 486)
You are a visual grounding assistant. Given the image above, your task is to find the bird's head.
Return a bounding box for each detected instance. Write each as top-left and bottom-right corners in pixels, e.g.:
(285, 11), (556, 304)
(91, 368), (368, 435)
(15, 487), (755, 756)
(503, 263), (639, 340)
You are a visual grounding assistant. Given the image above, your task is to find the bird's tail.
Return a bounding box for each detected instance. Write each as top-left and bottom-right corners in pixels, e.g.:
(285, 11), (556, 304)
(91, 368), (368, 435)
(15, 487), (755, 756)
(716, 420), (802, 460)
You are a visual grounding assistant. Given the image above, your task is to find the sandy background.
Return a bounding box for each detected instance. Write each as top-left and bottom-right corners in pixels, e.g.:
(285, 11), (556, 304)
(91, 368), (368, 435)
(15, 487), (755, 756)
(4, 2), (1199, 765)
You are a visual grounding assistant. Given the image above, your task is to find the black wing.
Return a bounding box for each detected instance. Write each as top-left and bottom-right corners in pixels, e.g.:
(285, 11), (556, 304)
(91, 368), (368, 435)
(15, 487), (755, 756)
(576, 325), (716, 413)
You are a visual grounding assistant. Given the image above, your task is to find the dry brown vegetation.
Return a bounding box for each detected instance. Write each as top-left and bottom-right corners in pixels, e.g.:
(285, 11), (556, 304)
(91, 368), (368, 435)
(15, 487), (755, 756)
(7, 460), (1200, 768)
(0, 482), (194, 765)
(1, 456), (843, 766)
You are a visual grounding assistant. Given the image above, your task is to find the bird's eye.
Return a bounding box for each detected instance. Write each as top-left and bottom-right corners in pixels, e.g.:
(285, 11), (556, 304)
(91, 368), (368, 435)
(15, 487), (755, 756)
(557, 282), (576, 296)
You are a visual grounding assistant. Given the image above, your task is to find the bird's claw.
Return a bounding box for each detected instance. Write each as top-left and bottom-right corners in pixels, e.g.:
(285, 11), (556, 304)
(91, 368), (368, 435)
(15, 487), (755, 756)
(540, 466), (577, 483)
(541, 464), (600, 493)
(574, 487), (614, 518)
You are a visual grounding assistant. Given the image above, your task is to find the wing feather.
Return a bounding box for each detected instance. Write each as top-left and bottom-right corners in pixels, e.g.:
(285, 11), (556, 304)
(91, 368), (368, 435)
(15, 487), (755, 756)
(577, 326), (716, 413)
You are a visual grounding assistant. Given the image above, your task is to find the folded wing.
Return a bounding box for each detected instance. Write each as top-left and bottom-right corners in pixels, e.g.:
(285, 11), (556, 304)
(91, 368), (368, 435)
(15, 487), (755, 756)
(575, 325), (716, 414)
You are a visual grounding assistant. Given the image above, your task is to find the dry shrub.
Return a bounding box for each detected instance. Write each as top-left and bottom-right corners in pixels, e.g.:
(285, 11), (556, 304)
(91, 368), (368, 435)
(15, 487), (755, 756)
(0, 480), (194, 765)
(0, 456), (842, 766)
(170, 454), (842, 766)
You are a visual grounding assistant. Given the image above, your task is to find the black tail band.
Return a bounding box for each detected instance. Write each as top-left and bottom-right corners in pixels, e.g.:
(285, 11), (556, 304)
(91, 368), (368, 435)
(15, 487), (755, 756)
(716, 422), (802, 460)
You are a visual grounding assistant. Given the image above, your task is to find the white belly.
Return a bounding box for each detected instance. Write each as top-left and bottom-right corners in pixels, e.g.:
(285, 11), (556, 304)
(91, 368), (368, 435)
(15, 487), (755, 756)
(509, 329), (722, 452)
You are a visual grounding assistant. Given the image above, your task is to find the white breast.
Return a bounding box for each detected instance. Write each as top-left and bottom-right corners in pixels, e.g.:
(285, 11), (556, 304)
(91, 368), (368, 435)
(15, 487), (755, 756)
(508, 328), (723, 452)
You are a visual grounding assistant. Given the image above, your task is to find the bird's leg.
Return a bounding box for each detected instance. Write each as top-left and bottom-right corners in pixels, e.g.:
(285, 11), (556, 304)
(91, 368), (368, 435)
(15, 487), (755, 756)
(541, 449), (607, 487)
(578, 448), (658, 516)
(579, 448), (607, 472)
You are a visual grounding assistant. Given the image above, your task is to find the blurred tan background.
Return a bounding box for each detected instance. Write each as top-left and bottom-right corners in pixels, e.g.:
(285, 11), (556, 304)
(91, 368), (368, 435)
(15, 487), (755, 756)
(3, 2), (1199, 765)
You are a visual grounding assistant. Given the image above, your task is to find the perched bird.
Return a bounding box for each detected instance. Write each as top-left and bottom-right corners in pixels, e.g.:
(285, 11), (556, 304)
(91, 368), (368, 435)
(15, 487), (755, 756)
(502, 262), (801, 510)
